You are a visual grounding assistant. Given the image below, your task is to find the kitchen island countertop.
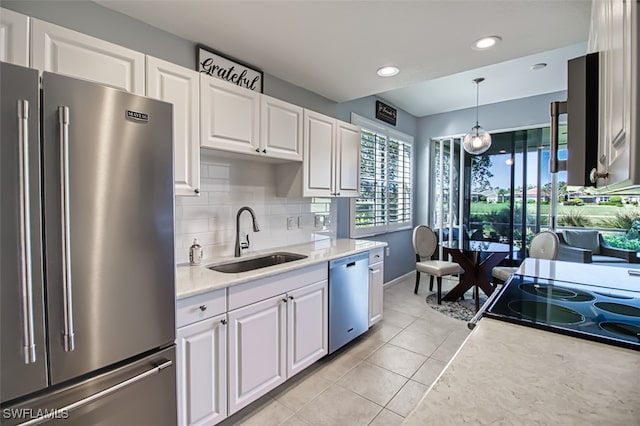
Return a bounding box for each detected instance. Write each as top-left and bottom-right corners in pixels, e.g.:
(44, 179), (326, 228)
(403, 318), (640, 425)
(403, 259), (640, 425)
(176, 238), (387, 299)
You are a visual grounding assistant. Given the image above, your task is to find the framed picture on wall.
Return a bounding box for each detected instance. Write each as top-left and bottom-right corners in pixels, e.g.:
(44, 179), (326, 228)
(197, 44), (263, 93)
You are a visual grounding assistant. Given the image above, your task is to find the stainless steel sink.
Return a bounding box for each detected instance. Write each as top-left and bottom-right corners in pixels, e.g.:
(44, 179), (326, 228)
(208, 252), (308, 273)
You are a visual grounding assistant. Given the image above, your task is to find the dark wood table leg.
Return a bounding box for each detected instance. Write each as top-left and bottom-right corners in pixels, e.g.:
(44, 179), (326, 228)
(475, 252), (509, 296)
(442, 249), (477, 302)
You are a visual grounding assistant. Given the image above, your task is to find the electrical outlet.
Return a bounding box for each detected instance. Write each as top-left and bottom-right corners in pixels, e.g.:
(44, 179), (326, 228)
(314, 214), (325, 227)
(286, 216), (295, 230)
(385, 247), (391, 256)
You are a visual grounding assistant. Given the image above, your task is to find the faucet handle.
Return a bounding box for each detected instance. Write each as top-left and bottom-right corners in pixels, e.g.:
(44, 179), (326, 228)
(240, 234), (250, 250)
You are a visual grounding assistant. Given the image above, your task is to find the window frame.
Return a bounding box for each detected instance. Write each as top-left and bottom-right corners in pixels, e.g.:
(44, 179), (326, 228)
(349, 113), (414, 238)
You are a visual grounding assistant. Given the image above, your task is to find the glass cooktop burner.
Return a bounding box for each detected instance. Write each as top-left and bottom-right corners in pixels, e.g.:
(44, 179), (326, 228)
(484, 275), (640, 350)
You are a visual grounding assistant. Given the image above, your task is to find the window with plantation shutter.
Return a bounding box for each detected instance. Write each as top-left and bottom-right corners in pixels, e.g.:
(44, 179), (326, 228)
(350, 114), (413, 237)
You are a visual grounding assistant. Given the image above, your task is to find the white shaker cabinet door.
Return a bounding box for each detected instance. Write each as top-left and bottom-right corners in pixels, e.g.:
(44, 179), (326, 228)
(303, 110), (335, 197)
(228, 294), (287, 415)
(260, 94), (303, 161)
(336, 121), (361, 197)
(31, 19), (145, 94)
(287, 280), (328, 378)
(200, 74), (260, 155)
(0, 7), (29, 66)
(147, 56), (200, 196)
(368, 261), (384, 327)
(176, 314), (227, 426)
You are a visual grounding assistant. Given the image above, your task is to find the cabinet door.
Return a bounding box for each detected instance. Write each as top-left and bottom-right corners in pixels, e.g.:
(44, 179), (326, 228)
(147, 56), (200, 197)
(200, 74), (260, 155)
(287, 280), (328, 378)
(228, 294), (286, 415)
(176, 314), (227, 426)
(303, 110), (335, 196)
(336, 121), (361, 197)
(0, 7), (29, 66)
(368, 262), (384, 327)
(591, 0), (634, 187)
(260, 95), (303, 161)
(31, 19), (145, 94)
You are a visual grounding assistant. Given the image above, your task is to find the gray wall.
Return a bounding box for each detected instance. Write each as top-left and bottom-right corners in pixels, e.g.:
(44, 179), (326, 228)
(336, 96), (418, 283)
(3, 0), (419, 282)
(414, 91), (567, 227)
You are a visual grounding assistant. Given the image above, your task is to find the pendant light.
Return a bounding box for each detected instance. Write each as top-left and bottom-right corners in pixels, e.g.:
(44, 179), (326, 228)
(463, 77), (492, 155)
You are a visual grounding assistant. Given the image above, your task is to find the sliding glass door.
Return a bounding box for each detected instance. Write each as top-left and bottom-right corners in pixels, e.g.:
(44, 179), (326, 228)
(431, 125), (567, 261)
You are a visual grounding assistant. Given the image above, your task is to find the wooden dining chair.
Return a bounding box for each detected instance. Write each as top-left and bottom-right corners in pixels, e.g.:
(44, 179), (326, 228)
(412, 225), (464, 304)
(492, 231), (560, 283)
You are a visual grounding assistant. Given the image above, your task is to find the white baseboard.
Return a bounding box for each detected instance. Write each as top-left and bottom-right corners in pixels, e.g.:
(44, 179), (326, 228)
(383, 271), (414, 288)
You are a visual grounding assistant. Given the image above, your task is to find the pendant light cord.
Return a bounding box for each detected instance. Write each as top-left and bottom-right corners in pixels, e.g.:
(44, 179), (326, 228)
(475, 81), (479, 128)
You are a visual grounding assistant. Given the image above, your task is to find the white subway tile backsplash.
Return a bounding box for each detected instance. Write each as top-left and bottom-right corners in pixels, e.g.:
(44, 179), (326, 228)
(175, 157), (336, 262)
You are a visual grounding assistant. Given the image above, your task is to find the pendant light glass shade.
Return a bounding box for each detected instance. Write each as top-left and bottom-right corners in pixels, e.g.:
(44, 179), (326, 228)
(463, 78), (492, 155)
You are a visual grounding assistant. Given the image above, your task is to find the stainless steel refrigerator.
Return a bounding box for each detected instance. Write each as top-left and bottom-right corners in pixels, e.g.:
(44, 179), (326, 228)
(1, 62), (177, 425)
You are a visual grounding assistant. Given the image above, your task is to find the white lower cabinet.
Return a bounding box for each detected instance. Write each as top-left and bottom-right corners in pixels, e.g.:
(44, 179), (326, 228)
(287, 280), (328, 377)
(227, 294), (287, 415)
(368, 248), (384, 327)
(176, 313), (227, 426)
(228, 279), (328, 415)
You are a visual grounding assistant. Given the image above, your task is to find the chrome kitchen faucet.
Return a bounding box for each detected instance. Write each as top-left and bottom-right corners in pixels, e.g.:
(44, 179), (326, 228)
(235, 206), (260, 257)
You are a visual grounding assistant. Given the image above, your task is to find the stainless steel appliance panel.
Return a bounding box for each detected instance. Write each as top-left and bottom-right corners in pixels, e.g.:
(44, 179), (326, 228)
(328, 252), (369, 353)
(41, 72), (176, 385)
(1, 346), (177, 426)
(1, 62), (48, 402)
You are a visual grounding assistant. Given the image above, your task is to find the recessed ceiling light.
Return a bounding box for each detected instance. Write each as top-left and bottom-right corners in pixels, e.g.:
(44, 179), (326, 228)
(472, 36), (502, 50)
(377, 66), (399, 77)
(531, 63), (547, 70)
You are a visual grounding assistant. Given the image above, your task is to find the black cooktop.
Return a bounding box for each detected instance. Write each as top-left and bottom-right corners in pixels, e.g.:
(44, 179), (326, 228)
(484, 275), (640, 351)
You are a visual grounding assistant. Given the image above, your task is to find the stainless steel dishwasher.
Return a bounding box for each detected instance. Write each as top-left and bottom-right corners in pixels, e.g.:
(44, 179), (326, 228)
(328, 252), (369, 353)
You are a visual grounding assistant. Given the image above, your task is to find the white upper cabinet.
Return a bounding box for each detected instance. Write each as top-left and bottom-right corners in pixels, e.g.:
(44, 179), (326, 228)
(31, 19), (145, 94)
(147, 56), (200, 196)
(260, 95), (303, 161)
(589, 0), (638, 190)
(336, 121), (361, 197)
(200, 74), (260, 155)
(304, 110), (336, 196)
(0, 8), (29, 66)
(277, 110), (360, 198)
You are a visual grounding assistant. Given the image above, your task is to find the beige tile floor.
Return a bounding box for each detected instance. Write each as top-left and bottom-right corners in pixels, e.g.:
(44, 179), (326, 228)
(219, 274), (469, 426)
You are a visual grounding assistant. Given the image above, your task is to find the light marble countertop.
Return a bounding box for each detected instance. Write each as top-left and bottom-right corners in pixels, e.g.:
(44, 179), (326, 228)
(404, 259), (640, 425)
(176, 238), (387, 299)
(404, 318), (640, 425)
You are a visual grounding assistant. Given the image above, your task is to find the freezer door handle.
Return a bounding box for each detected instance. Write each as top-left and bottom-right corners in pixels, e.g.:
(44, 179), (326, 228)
(59, 106), (75, 352)
(17, 360), (173, 426)
(18, 99), (37, 364)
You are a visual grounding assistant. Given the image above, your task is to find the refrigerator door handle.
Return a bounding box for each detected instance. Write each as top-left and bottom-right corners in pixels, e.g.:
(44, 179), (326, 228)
(59, 106), (75, 352)
(18, 99), (37, 365)
(17, 360), (173, 426)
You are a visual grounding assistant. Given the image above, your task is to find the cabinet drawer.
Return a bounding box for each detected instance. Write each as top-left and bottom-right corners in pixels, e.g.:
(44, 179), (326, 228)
(369, 248), (384, 264)
(228, 263), (328, 311)
(176, 288), (227, 328)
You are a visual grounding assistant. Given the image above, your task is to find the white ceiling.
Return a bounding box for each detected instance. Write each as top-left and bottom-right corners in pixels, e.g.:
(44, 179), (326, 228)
(97, 0), (593, 117)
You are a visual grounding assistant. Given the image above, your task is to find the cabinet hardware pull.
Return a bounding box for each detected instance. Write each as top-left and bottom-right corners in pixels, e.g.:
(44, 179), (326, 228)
(59, 106), (75, 352)
(288, 296), (294, 300)
(346, 261), (356, 267)
(199, 305), (207, 311)
(194, 188), (200, 194)
(589, 168), (609, 184)
(18, 99), (36, 364)
(220, 319), (227, 325)
(262, 149), (267, 154)
(255, 148), (260, 153)
(282, 298), (288, 303)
